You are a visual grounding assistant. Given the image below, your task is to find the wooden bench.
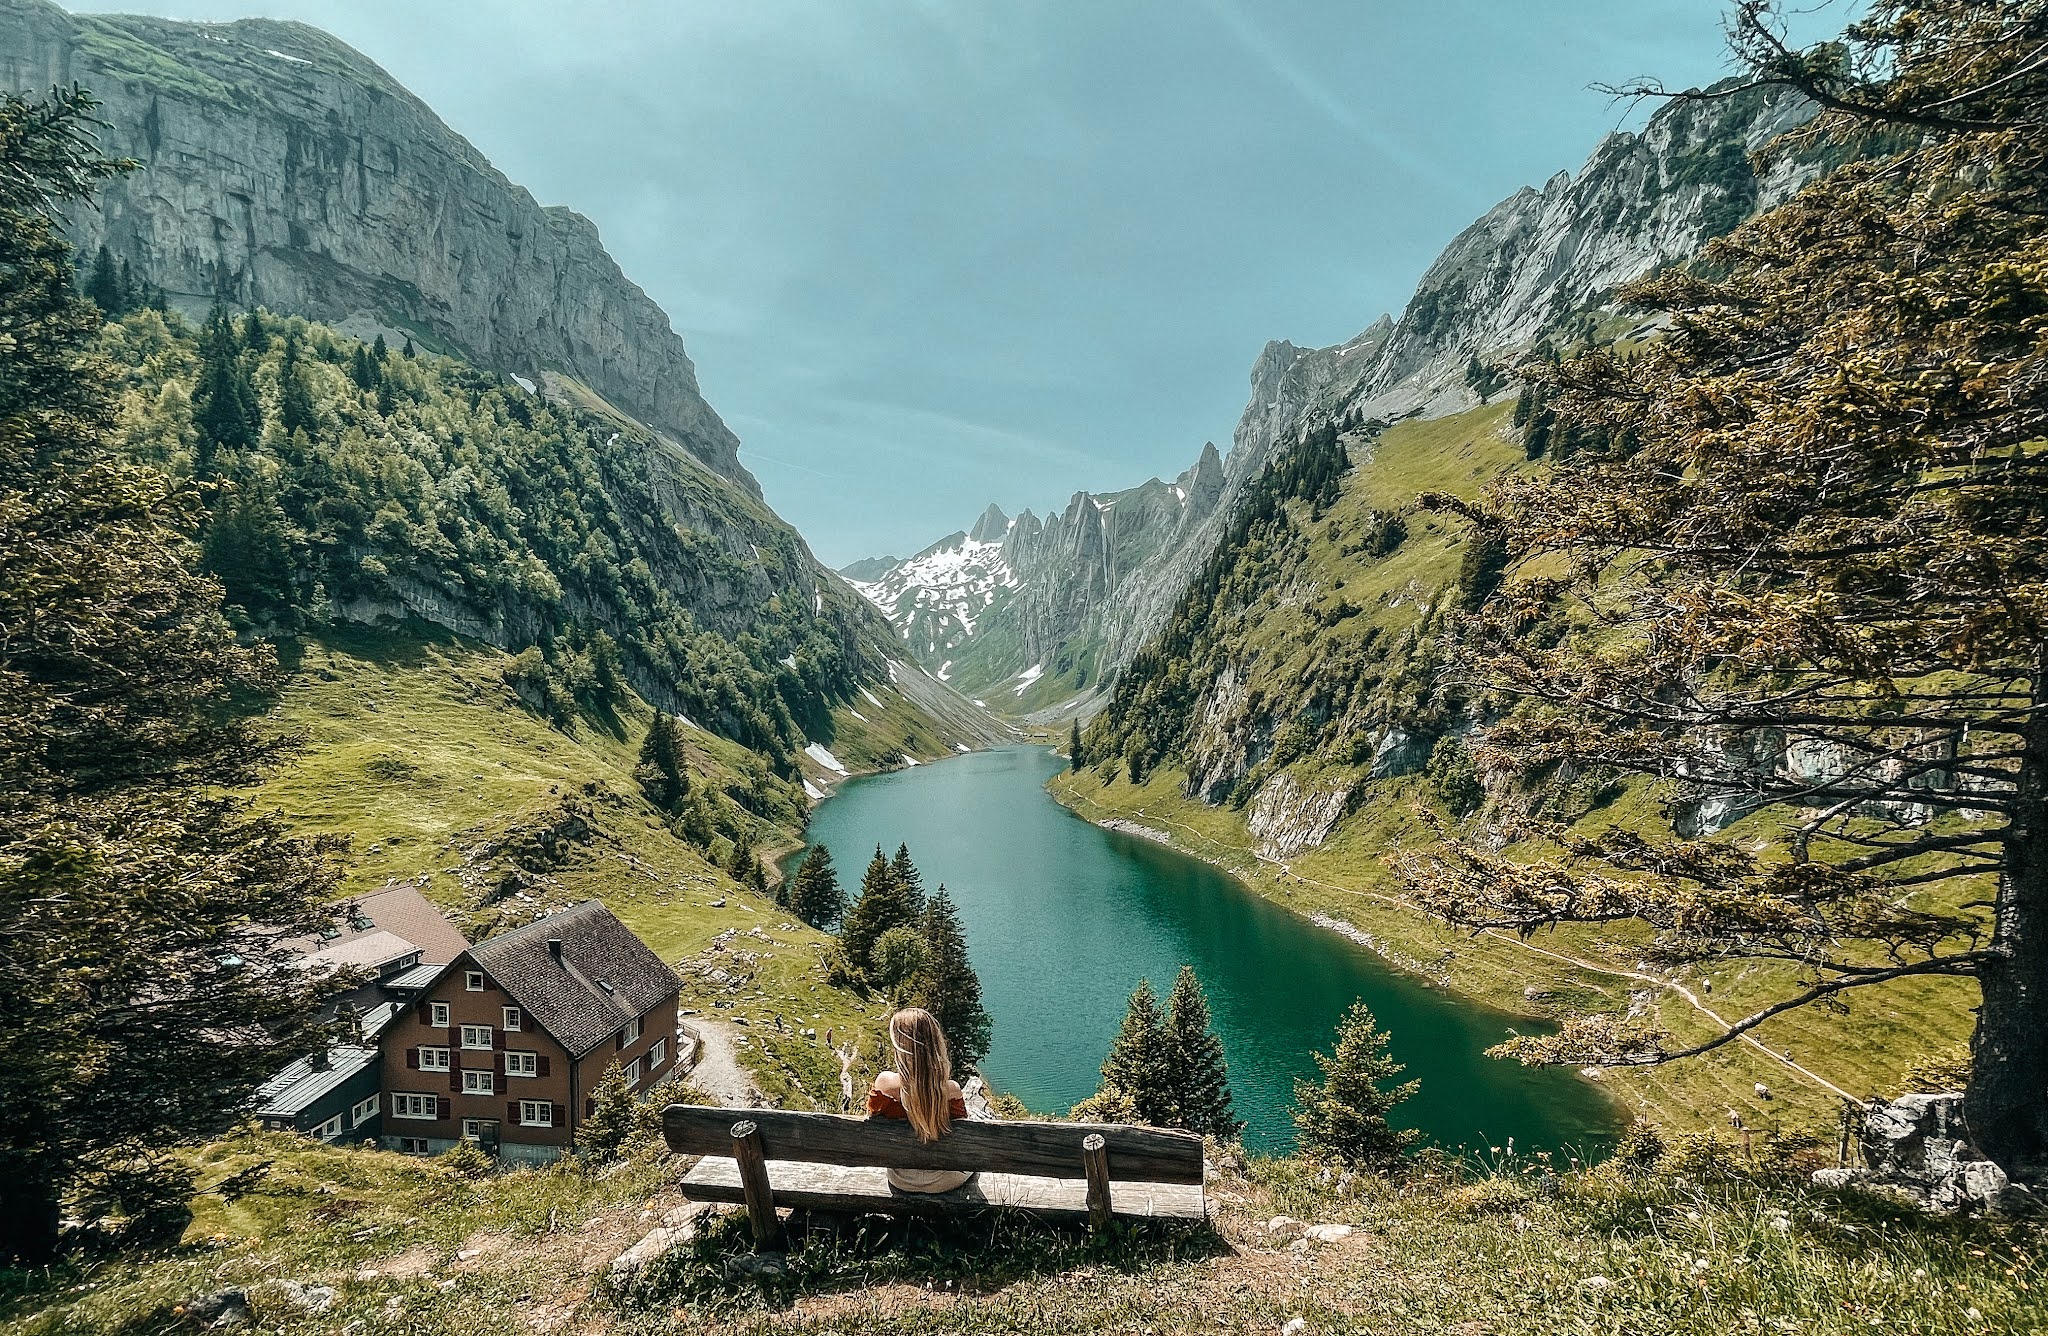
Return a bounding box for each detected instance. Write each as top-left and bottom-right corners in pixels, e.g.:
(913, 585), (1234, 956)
(662, 1104), (1207, 1247)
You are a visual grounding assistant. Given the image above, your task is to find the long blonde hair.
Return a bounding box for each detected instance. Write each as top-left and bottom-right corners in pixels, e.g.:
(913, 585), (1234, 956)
(888, 1008), (954, 1143)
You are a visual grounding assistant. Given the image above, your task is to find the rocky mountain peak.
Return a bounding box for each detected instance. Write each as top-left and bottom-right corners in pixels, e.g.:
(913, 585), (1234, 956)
(969, 504), (1011, 543)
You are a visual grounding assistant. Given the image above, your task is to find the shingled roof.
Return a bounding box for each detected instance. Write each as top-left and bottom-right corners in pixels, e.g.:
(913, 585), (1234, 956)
(465, 901), (678, 1059)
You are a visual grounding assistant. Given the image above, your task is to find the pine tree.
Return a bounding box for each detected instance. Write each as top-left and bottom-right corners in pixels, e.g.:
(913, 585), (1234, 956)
(277, 329), (317, 438)
(1291, 1002), (1418, 1169)
(725, 826), (761, 889)
(83, 243), (120, 313)
(1068, 718), (1084, 771)
(634, 712), (688, 813)
(192, 302), (259, 471)
(0, 88), (335, 1264)
(578, 1062), (638, 1162)
(890, 842), (927, 914)
(201, 473), (295, 625)
(840, 844), (917, 977)
(1093, 979), (1171, 1126)
(401, 334), (415, 358)
(787, 844), (845, 928)
(1163, 965), (1238, 1138)
(372, 332), (388, 362)
(913, 886), (993, 1068)
(239, 308), (264, 351)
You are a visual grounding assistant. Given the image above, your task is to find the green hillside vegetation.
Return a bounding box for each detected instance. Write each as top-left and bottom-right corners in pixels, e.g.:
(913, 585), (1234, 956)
(4, 1126), (2037, 1336)
(1065, 403), (1977, 1138)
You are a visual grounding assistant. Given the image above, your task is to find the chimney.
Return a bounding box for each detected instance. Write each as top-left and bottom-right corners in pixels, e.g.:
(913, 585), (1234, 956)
(310, 1048), (330, 1071)
(547, 938), (563, 964)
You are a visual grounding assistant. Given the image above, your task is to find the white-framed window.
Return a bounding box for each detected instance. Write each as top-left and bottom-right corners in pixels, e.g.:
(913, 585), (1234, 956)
(430, 1001), (450, 1027)
(519, 1100), (553, 1127)
(461, 1118), (497, 1141)
(462, 1068), (495, 1095)
(460, 1024), (493, 1050)
(622, 1015), (642, 1046)
(465, 970), (485, 991)
(503, 1006), (521, 1031)
(622, 1058), (641, 1087)
(418, 1046), (450, 1072)
(398, 1136), (430, 1154)
(649, 1037), (667, 1069)
(351, 1095), (379, 1126)
(506, 1051), (538, 1077)
(314, 1113), (343, 1139)
(391, 1092), (438, 1120)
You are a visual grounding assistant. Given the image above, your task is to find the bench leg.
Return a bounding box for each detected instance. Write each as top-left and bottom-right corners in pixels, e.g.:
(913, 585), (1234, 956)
(1082, 1133), (1112, 1232)
(730, 1120), (786, 1251)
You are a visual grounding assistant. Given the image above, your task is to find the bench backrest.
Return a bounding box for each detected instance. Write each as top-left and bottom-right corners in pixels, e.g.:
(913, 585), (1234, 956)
(663, 1104), (1205, 1185)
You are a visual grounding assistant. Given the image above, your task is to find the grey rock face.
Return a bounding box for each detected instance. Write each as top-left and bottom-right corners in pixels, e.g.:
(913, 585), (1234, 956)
(0, 0), (756, 494)
(1821, 1094), (2042, 1214)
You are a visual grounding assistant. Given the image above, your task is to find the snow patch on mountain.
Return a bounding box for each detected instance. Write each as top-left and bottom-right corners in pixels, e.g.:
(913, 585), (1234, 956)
(843, 531), (1018, 658)
(803, 743), (848, 775)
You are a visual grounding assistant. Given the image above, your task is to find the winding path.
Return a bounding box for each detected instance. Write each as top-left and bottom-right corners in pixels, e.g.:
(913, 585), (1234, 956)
(678, 1019), (762, 1108)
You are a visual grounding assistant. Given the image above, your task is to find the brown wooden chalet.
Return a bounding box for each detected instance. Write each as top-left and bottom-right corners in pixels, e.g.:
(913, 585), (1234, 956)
(377, 900), (679, 1163)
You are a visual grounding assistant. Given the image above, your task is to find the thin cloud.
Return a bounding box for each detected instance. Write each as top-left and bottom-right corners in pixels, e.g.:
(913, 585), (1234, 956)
(1195, 0), (1476, 202)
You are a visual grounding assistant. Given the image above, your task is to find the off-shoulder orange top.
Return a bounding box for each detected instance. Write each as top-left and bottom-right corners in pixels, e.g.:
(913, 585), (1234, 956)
(867, 1088), (969, 1120)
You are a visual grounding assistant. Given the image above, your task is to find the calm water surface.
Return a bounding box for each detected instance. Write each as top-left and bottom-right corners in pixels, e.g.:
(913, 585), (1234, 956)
(791, 745), (1617, 1155)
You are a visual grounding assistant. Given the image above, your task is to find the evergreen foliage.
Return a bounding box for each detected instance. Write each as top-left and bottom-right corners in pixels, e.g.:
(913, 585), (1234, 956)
(577, 1061), (638, 1162)
(786, 843), (845, 928)
(1292, 1002), (1419, 1169)
(839, 845), (917, 976)
(1162, 965), (1239, 1138)
(912, 886), (993, 1068)
(870, 924), (930, 996)
(1068, 718), (1084, 771)
(191, 301), (258, 470)
(1093, 979), (1171, 1126)
(0, 88), (335, 1265)
(890, 841), (926, 914)
(634, 711), (689, 813)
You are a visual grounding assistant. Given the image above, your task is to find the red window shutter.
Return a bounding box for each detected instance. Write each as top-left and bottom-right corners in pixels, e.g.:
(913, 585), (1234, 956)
(507, 1101), (520, 1126)
(537, 1054), (551, 1077)
(448, 1067), (460, 1091)
(406, 1047), (419, 1069)
(437, 1096), (451, 1120)
(553, 1103), (566, 1128)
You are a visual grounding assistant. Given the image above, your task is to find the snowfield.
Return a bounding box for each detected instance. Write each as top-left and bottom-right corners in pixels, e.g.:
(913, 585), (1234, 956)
(803, 743), (849, 775)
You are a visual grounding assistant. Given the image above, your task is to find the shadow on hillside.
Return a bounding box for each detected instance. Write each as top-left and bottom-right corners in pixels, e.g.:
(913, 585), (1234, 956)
(619, 1206), (1229, 1316)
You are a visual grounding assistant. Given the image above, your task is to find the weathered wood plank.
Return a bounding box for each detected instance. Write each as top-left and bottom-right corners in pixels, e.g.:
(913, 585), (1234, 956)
(662, 1105), (1204, 1183)
(679, 1157), (1208, 1222)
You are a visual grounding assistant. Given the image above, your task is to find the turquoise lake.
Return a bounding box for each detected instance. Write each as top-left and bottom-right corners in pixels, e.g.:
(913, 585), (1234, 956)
(790, 744), (1618, 1156)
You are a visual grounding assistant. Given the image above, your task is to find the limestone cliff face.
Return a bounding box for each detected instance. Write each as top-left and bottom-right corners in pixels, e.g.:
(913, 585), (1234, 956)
(0, 0), (756, 494)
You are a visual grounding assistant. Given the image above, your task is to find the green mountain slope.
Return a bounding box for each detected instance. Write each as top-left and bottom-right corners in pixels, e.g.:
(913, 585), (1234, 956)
(1066, 402), (1976, 1136)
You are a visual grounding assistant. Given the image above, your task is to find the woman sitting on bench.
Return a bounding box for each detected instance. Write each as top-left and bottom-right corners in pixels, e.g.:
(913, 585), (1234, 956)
(866, 1007), (974, 1193)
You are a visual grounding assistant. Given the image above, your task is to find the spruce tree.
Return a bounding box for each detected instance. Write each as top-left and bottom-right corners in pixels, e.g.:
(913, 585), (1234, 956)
(840, 844), (916, 977)
(1093, 979), (1171, 1125)
(913, 886), (993, 1068)
(83, 243), (120, 313)
(402, 334), (415, 358)
(1291, 1002), (1418, 1169)
(787, 843), (845, 928)
(1163, 965), (1238, 1138)
(578, 1062), (638, 1162)
(890, 842), (926, 914)
(192, 302), (259, 471)
(634, 712), (688, 813)
(0, 88), (334, 1264)
(277, 329), (317, 438)
(1068, 718), (1084, 772)
(201, 473), (296, 625)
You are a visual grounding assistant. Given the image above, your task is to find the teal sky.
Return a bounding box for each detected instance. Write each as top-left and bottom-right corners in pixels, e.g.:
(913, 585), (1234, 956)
(74, 1), (1853, 566)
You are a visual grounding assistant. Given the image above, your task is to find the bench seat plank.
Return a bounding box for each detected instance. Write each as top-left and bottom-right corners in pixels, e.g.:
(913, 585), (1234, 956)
(680, 1156), (1208, 1223)
(663, 1105), (1204, 1184)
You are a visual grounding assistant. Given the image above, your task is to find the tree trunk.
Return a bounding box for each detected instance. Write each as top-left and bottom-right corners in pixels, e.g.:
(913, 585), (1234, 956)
(1967, 670), (2048, 1184)
(0, 1171), (62, 1265)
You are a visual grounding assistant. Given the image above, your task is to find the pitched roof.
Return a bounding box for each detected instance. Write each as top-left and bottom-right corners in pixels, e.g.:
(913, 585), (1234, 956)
(465, 900), (678, 1059)
(279, 885), (471, 967)
(292, 929), (418, 974)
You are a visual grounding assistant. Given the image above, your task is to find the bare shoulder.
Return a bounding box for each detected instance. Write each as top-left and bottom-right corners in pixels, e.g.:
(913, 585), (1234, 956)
(875, 1070), (902, 1093)
(943, 1079), (963, 1098)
